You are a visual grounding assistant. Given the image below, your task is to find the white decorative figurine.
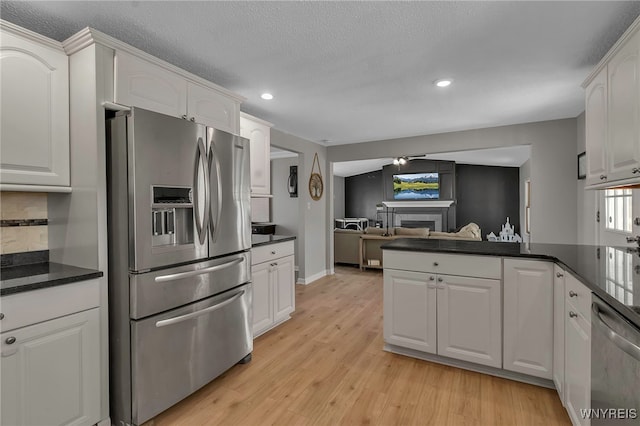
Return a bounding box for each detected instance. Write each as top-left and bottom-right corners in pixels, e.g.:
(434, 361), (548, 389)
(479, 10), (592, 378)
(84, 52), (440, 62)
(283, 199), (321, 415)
(498, 217), (522, 242)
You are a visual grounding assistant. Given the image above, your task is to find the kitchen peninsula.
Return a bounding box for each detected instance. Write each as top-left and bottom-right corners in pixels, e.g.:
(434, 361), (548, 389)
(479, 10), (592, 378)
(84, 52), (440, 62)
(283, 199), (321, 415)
(381, 238), (639, 426)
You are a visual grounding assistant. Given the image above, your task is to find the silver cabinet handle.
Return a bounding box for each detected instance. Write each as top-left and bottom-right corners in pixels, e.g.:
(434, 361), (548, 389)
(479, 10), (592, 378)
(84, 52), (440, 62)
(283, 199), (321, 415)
(190, 117), (196, 122)
(156, 290), (244, 327)
(556, 272), (564, 278)
(271, 251), (276, 255)
(181, 114), (188, 120)
(437, 277), (443, 282)
(429, 276), (435, 281)
(632, 168), (639, 174)
(569, 291), (578, 297)
(592, 302), (640, 361)
(5, 337), (16, 345)
(433, 262), (439, 266)
(569, 311), (578, 318)
(600, 174), (607, 180)
(155, 258), (243, 282)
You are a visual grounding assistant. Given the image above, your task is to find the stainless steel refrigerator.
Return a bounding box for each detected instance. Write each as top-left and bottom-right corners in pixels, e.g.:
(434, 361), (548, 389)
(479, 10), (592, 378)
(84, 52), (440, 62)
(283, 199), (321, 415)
(106, 107), (252, 426)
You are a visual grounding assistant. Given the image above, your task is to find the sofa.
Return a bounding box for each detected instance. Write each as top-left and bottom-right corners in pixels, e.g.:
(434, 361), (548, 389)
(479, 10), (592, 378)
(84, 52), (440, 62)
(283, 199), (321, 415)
(334, 223), (482, 269)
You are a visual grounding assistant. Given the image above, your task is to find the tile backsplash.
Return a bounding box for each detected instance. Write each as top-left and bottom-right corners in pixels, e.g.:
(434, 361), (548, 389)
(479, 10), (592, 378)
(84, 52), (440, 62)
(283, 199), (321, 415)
(0, 192), (48, 255)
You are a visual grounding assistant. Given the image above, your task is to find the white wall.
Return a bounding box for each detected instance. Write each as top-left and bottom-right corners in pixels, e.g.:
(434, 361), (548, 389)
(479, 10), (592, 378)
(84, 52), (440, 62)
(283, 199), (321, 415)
(270, 129), (329, 283)
(519, 159), (531, 243)
(271, 156), (300, 268)
(575, 112), (598, 245)
(333, 175), (345, 220)
(328, 118), (579, 244)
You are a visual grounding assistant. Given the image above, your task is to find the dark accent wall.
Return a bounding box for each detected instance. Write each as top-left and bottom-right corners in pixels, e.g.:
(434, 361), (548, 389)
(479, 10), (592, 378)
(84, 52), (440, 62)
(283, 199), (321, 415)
(381, 159), (455, 201)
(456, 164), (520, 236)
(344, 170), (383, 221)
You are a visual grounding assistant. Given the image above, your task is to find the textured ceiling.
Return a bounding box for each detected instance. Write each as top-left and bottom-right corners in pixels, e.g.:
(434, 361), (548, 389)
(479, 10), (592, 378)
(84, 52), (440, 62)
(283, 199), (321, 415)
(2, 1), (639, 145)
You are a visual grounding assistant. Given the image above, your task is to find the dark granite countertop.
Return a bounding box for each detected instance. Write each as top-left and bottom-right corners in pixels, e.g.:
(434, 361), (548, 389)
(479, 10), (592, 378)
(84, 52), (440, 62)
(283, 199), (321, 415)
(1, 263), (104, 296)
(251, 234), (296, 248)
(381, 239), (640, 330)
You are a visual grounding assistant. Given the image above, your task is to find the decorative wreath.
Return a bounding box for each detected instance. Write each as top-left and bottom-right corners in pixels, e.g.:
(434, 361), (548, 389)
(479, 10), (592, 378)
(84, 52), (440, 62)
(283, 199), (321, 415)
(308, 153), (324, 201)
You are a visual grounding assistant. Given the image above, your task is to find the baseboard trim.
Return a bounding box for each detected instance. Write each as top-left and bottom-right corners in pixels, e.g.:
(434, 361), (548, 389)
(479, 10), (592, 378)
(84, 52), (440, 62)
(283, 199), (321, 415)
(296, 269), (330, 285)
(384, 343), (555, 389)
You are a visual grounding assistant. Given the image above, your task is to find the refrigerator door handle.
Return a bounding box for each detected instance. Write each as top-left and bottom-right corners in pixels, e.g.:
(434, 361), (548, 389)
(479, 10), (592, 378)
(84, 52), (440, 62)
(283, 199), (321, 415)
(208, 142), (223, 243)
(193, 137), (210, 245)
(155, 290), (245, 327)
(153, 257), (244, 283)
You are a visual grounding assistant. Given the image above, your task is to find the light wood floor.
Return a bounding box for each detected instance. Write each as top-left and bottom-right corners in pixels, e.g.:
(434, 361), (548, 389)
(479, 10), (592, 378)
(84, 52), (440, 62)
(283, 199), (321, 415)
(145, 266), (571, 426)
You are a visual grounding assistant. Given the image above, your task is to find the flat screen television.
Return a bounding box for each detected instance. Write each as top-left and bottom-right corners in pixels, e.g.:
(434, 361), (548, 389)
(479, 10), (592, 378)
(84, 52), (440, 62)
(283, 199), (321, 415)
(393, 172), (439, 200)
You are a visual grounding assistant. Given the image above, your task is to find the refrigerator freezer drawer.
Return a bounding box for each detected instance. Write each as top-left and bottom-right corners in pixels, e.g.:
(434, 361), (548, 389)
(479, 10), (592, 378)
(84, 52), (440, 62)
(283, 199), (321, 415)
(131, 283), (252, 425)
(130, 251), (250, 319)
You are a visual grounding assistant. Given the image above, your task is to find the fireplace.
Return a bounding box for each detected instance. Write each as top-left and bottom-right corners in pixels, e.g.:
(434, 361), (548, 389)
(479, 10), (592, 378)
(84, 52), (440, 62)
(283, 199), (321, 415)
(394, 213), (442, 232)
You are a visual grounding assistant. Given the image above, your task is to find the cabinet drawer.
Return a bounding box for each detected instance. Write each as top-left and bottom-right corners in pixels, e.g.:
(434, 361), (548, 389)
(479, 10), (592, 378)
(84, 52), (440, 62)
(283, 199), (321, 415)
(0, 279), (101, 333)
(251, 241), (294, 266)
(565, 273), (591, 322)
(383, 250), (501, 279)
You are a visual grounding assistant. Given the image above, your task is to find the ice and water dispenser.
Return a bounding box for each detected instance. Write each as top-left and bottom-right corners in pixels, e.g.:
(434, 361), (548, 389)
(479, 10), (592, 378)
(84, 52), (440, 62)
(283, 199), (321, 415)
(151, 186), (195, 247)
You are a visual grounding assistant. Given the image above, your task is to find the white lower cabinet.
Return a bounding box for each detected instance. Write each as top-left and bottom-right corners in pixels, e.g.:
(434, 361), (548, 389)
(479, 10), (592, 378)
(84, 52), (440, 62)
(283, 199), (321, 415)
(383, 267), (501, 368)
(437, 274), (502, 367)
(251, 241), (295, 337)
(1, 308), (101, 426)
(564, 274), (591, 426)
(503, 259), (554, 379)
(383, 269), (437, 353)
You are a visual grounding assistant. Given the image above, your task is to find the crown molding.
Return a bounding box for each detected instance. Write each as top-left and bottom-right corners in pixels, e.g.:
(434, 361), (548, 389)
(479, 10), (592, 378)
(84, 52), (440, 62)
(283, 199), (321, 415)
(0, 19), (64, 52)
(62, 27), (245, 102)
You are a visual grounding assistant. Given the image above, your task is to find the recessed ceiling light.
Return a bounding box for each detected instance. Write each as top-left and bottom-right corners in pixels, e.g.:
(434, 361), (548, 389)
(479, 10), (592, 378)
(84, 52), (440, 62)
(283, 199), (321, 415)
(260, 93), (274, 100)
(434, 79), (453, 88)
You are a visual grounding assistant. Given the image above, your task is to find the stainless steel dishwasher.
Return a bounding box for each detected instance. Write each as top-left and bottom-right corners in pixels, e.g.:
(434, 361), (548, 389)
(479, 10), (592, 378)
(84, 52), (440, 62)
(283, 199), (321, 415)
(591, 294), (640, 425)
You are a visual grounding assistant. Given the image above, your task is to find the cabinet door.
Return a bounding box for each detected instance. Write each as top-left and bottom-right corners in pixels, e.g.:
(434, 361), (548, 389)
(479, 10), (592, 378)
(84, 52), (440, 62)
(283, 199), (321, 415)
(1, 308), (100, 426)
(0, 29), (70, 186)
(240, 115), (271, 196)
(553, 265), (566, 403)
(437, 275), (501, 368)
(187, 82), (239, 133)
(251, 262), (273, 337)
(503, 259), (554, 379)
(565, 306), (591, 426)
(383, 269), (437, 353)
(273, 255), (295, 323)
(585, 67), (608, 186)
(607, 29), (640, 182)
(114, 50), (187, 118)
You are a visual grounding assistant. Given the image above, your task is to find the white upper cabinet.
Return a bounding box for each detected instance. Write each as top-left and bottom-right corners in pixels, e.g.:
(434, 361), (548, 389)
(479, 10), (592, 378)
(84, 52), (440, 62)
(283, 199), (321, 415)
(114, 50), (187, 119)
(584, 17), (640, 188)
(240, 112), (273, 196)
(114, 50), (240, 134)
(187, 82), (238, 133)
(607, 29), (640, 182)
(585, 68), (608, 186)
(0, 21), (70, 189)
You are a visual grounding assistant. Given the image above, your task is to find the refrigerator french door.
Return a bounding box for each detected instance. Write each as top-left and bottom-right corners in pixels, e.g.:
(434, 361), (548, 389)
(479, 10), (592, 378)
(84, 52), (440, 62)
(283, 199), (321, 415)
(107, 107), (252, 426)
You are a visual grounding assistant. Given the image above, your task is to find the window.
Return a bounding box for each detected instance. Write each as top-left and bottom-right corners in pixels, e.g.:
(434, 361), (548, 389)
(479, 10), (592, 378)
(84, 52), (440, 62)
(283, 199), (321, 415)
(605, 247), (634, 305)
(604, 189), (632, 233)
